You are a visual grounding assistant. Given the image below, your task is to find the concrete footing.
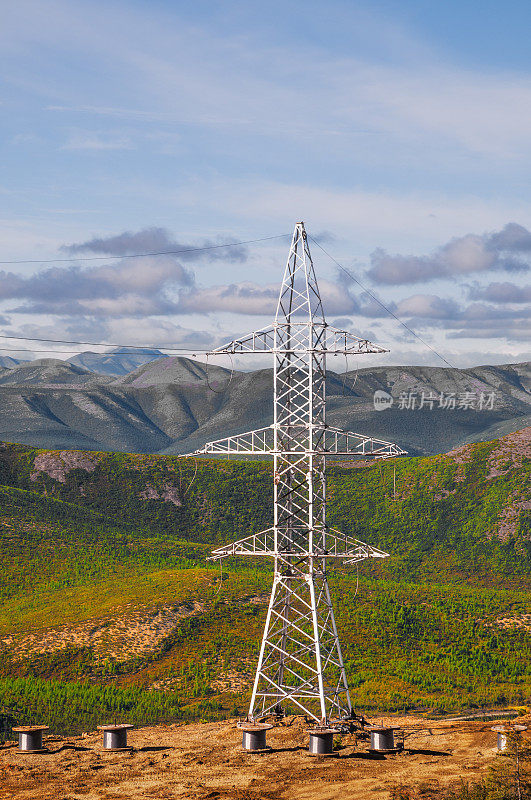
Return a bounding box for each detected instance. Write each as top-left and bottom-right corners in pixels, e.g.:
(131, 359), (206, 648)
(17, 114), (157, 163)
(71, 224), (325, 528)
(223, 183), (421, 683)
(98, 724), (134, 751)
(12, 726), (49, 753)
(308, 727), (340, 756)
(238, 723), (273, 752)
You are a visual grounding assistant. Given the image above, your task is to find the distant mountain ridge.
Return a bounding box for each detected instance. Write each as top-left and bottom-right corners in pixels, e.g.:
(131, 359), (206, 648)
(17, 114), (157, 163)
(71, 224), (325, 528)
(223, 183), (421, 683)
(69, 347), (169, 376)
(0, 358), (113, 387)
(0, 355), (528, 456)
(0, 346), (168, 376)
(0, 356), (27, 369)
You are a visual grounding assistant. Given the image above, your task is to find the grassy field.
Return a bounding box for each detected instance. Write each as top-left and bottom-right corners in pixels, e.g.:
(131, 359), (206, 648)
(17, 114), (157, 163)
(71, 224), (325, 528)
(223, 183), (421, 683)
(0, 433), (529, 733)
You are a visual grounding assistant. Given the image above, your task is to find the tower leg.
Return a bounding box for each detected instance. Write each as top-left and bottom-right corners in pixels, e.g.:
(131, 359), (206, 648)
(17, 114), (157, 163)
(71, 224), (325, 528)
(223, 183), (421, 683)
(324, 579), (352, 718)
(249, 567), (350, 723)
(248, 575), (280, 719)
(274, 581), (292, 716)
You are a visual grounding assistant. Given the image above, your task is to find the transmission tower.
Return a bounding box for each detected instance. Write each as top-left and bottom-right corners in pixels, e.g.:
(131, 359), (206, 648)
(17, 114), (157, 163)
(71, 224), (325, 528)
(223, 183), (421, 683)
(189, 222), (405, 725)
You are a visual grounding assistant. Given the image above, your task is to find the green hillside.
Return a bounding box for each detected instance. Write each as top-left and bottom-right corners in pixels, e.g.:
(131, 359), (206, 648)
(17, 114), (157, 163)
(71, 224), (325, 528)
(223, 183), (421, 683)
(0, 430), (529, 733)
(1, 430), (529, 582)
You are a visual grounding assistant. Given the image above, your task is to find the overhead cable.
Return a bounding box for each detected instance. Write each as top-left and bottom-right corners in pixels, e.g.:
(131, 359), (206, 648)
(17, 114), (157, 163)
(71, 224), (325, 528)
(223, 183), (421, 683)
(0, 345), (209, 355)
(0, 333), (213, 352)
(0, 233), (290, 266)
(309, 236), (456, 369)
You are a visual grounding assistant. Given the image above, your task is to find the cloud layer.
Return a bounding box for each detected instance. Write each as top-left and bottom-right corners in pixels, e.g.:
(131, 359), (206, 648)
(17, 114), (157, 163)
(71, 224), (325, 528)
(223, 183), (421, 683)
(2, 256), (190, 317)
(1, 228), (254, 318)
(0, 224), (529, 361)
(467, 281), (531, 303)
(64, 227), (248, 262)
(367, 223), (531, 285)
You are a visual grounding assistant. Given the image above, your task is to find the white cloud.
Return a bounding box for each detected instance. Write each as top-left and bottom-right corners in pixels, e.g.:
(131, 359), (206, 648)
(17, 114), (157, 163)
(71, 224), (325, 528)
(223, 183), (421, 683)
(389, 294), (531, 343)
(366, 224), (531, 285)
(0, 253), (192, 317)
(395, 294), (459, 319)
(176, 278), (357, 316)
(466, 281), (531, 303)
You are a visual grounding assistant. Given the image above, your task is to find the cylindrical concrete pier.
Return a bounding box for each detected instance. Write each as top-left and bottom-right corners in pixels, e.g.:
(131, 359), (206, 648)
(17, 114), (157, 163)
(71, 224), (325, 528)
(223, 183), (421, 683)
(492, 724), (527, 753)
(12, 725), (49, 753)
(238, 723), (273, 752)
(98, 724), (134, 751)
(308, 727), (339, 756)
(367, 726), (401, 753)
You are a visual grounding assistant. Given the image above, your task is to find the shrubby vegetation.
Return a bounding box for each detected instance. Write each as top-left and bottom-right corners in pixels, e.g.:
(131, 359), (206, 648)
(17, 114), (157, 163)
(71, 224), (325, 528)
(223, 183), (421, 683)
(1, 439), (529, 581)
(0, 437), (529, 731)
(0, 675), (222, 737)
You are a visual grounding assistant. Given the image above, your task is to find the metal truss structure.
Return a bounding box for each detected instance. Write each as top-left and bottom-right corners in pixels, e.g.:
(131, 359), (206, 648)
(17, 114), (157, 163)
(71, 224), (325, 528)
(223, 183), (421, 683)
(188, 222), (406, 725)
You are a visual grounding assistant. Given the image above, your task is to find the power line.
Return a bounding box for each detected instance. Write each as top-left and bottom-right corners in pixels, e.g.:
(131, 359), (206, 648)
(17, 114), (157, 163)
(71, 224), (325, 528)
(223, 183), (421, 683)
(309, 236), (456, 370)
(0, 233), (290, 266)
(0, 231), (290, 354)
(0, 231), (455, 369)
(0, 346), (207, 356)
(0, 333), (212, 352)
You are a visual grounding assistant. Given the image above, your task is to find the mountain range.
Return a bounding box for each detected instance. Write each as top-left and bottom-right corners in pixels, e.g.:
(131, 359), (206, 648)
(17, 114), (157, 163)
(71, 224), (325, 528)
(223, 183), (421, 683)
(69, 347), (169, 376)
(0, 346), (168, 375)
(0, 353), (528, 455)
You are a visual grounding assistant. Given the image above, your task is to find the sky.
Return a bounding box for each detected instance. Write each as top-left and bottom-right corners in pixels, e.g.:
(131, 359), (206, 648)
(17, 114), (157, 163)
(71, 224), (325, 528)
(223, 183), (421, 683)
(1, 0), (530, 370)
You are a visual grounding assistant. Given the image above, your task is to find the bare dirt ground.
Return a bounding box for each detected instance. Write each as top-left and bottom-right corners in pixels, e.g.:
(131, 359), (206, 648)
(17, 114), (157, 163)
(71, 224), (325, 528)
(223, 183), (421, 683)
(2, 713), (528, 800)
(0, 602), (204, 662)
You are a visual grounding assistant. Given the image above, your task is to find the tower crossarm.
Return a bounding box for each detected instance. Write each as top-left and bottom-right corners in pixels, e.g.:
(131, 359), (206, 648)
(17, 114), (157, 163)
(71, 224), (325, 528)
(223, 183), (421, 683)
(318, 426), (406, 457)
(324, 326), (388, 355)
(325, 528), (389, 563)
(186, 425), (406, 457)
(206, 323), (388, 356)
(209, 527), (276, 559)
(210, 326), (275, 354)
(185, 426), (273, 455)
(209, 526), (389, 562)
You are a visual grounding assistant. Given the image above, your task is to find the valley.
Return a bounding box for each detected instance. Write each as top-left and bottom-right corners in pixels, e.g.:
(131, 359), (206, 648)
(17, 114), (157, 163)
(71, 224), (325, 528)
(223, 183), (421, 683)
(0, 428), (529, 736)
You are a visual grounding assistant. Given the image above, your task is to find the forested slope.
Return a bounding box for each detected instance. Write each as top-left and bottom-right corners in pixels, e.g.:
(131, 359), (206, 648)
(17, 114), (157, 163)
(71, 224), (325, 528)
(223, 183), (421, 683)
(1, 427), (529, 581)
(0, 429), (529, 731)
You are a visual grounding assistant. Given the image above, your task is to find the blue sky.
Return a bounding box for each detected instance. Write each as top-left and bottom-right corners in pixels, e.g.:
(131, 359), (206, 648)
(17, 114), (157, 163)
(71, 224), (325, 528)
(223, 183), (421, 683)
(1, 0), (530, 368)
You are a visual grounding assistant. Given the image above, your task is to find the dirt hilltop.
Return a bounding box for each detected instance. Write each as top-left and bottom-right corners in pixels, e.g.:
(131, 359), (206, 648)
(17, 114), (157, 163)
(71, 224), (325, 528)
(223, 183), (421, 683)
(2, 713), (528, 799)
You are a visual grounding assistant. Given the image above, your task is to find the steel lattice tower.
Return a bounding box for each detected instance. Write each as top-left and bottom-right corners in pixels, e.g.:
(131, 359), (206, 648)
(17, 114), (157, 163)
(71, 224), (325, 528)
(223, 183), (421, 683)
(189, 222), (405, 725)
